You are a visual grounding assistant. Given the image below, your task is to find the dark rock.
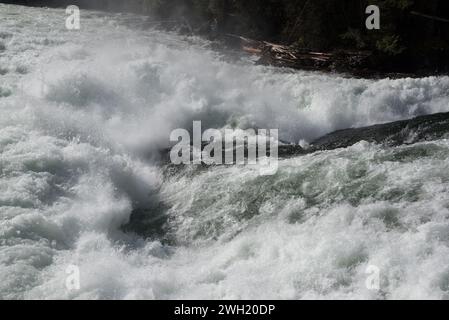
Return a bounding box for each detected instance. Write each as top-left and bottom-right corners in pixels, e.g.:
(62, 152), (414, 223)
(310, 111), (449, 152)
(159, 112), (449, 164)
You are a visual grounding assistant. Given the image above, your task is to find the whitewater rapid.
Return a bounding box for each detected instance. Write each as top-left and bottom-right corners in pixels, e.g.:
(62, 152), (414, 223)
(2, 4), (449, 299)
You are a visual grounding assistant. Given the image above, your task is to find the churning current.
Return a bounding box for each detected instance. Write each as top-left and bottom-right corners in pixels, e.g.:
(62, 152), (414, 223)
(2, 4), (449, 299)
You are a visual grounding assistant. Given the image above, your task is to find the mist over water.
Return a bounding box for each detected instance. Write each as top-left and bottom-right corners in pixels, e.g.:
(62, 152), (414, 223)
(2, 4), (449, 299)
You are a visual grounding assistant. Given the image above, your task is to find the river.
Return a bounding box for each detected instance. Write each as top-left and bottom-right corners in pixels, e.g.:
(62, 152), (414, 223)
(1, 4), (449, 299)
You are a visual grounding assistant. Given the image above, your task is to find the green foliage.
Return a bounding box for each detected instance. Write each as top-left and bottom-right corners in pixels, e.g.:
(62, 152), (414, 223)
(376, 35), (406, 55)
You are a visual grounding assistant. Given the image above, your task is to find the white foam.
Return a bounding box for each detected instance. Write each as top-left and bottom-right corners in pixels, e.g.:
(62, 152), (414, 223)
(2, 4), (449, 300)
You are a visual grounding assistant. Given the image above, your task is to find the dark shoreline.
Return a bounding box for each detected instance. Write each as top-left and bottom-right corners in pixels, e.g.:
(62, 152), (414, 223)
(3, 1), (449, 79)
(215, 34), (448, 80)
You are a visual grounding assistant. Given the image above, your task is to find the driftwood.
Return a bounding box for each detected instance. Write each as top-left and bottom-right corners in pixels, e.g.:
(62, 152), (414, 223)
(410, 11), (449, 23)
(224, 34), (373, 74)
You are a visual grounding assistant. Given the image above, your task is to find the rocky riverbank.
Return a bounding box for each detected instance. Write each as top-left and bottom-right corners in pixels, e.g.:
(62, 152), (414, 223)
(5, 0), (449, 78)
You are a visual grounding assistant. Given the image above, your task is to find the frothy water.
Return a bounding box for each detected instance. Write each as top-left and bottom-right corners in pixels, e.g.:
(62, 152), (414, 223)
(1, 4), (449, 299)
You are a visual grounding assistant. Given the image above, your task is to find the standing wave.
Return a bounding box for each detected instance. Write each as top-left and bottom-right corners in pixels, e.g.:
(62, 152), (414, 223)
(1, 4), (449, 299)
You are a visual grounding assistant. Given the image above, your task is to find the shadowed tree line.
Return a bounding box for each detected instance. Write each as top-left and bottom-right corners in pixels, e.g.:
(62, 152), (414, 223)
(3, 0), (449, 74)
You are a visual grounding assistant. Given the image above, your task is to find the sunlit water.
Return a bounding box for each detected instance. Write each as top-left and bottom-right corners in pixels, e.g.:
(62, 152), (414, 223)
(2, 4), (449, 299)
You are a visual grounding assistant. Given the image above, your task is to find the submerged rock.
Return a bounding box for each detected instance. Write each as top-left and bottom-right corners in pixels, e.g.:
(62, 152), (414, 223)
(310, 111), (449, 152)
(279, 111), (449, 158)
(160, 112), (449, 163)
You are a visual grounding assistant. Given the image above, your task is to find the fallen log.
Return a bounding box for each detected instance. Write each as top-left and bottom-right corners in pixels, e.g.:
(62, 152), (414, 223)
(223, 34), (372, 74)
(410, 11), (449, 23)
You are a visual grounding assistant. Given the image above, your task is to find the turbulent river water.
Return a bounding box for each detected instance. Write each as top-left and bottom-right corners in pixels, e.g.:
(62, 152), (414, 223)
(2, 4), (449, 299)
